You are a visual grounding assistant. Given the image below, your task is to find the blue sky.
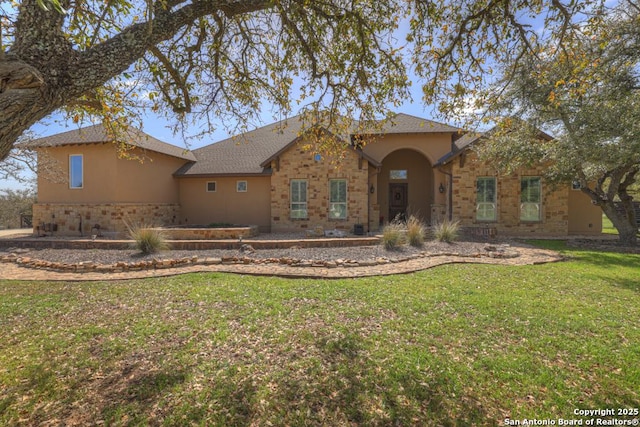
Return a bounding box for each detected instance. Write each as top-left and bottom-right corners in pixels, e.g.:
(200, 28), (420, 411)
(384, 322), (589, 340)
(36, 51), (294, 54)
(2, 75), (440, 192)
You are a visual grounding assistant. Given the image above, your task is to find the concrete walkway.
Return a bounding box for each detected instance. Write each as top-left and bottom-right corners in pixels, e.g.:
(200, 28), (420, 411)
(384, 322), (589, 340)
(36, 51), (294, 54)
(0, 246), (563, 281)
(0, 228), (31, 238)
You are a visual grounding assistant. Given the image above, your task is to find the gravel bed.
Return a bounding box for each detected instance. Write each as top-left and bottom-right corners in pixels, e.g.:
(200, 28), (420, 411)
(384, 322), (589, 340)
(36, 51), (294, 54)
(8, 241), (497, 265)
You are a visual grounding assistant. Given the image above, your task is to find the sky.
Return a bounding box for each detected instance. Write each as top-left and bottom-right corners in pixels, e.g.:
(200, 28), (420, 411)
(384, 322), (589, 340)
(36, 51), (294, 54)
(3, 0), (602, 193)
(1, 75), (440, 193)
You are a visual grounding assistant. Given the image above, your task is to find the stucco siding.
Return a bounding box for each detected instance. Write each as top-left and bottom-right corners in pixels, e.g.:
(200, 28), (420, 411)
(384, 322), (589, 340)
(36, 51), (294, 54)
(568, 187), (603, 234)
(362, 133), (453, 166)
(37, 144), (186, 204)
(178, 177), (271, 231)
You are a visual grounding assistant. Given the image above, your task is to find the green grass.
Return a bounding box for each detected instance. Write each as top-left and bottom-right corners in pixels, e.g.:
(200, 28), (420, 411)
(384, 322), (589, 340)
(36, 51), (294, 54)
(602, 214), (618, 234)
(1, 243), (639, 426)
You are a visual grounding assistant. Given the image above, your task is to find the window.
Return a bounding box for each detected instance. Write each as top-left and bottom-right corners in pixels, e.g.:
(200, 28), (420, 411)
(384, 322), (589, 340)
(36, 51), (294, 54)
(69, 155), (83, 189)
(476, 177), (497, 221)
(521, 177), (542, 221)
(206, 181), (217, 192)
(390, 170), (408, 180)
(329, 179), (347, 219)
(290, 179), (308, 219)
(236, 180), (247, 192)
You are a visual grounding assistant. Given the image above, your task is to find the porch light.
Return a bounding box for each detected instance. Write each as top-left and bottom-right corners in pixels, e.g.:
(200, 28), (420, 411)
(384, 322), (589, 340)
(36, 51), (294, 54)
(369, 184), (375, 194)
(439, 183), (445, 193)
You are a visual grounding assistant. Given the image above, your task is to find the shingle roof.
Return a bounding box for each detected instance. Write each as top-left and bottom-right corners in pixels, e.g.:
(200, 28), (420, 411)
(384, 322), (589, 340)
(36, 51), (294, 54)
(176, 116), (307, 176)
(374, 113), (460, 134)
(28, 124), (196, 161)
(434, 132), (484, 166)
(434, 122), (555, 167)
(177, 113), (461, 176)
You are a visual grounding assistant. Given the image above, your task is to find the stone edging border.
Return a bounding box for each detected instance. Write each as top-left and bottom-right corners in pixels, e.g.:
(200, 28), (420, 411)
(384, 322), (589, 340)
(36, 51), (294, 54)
(0, 248), (522, 274)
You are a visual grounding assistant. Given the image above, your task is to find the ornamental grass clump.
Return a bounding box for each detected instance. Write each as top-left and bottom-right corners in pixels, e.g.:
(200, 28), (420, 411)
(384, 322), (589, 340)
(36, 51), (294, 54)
(433, 219), (460, 243)
(127, 223), (169, 254)
(406, 215), (426, 247)
(381, 217), (407, 250)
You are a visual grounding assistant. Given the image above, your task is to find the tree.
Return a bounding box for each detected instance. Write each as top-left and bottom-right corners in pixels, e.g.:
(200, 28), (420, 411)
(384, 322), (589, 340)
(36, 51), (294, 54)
(0, 0), (604, 162)
(475, 3), (640, 245)
(0, 187), (36, 229)
(0, 0), (414, 161)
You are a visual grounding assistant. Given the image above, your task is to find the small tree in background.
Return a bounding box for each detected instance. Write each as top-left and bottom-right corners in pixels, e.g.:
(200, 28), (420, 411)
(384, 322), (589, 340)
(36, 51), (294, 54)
(0, 188), (36, 229)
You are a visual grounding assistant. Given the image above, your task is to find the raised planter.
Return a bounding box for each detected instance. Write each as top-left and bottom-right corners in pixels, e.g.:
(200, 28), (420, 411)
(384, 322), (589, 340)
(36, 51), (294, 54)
(153, 225), (259, 240)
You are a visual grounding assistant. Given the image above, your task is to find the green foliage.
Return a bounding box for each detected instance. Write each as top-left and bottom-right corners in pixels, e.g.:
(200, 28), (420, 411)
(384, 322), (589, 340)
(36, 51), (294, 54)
(0, 188), (36, 229)
(381, 218), (406, 250)
(127, 224), (169, 254)
(433, 219), (460, 243)
(474, 6), (640, 244)
(406, 215), (426, 247)
(2, 0), (611, 163)
(1, 246), (639, 425)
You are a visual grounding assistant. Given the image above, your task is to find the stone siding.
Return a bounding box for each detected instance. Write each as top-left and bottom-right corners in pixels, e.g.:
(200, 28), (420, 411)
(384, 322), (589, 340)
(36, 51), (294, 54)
(32, 203), (180, 237)
(153, 225), (259, 240)
(269, 142), (370, 233)
(451, 153), (569, 236)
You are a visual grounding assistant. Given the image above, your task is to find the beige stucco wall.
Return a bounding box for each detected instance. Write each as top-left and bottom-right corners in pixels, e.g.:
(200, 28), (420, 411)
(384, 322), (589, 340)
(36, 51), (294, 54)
(269, 141), (369, 233)
(362, 133), (452, 225)
(178, 176), (271, 231)
(450, 152), (571, 236)
(376, 148), (433, 224)
(362, 132), (453, 165)
(37, 144), (186, 204)
(568, 187), (603, 234)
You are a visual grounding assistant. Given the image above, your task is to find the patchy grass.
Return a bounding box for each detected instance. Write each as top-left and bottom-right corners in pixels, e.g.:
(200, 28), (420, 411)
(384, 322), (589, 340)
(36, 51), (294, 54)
(1, 243), (639, 426)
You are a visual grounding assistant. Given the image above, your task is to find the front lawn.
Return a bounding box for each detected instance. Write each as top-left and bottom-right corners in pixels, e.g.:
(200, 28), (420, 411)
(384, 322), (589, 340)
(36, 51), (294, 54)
(1, 242), (639, 426)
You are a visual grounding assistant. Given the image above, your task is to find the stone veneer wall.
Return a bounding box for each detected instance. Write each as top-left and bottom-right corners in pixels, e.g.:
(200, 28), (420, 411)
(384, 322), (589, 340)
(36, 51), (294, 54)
(269, 143), (370, 233)
(451, 153), (569, 236)
(153, 225), (259, 240)
(32, 203), (180, 236)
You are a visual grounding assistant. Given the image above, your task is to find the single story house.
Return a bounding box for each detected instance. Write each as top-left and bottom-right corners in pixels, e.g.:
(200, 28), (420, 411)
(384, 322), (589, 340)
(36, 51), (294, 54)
(30, 113), (602, 236)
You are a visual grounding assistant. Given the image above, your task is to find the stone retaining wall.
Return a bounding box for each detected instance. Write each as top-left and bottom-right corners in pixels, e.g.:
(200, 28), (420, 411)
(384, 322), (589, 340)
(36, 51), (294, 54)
(0, 236), (380, 250)
(156, 225), (259, 240)
(0, 245), (520, 274)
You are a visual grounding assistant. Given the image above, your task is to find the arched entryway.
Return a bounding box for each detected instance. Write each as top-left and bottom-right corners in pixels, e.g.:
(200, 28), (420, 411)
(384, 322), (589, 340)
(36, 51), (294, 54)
(378, 149), (434, 224)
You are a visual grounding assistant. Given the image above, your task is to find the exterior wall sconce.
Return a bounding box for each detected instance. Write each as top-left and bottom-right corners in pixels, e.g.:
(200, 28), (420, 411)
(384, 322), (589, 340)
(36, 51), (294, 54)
(439, 183), (445, 193)
(369, 184), (375, 194)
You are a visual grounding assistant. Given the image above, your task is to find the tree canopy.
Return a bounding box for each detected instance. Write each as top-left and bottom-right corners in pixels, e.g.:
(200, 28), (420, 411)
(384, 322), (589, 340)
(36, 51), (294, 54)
(0, 0), (601, 162)
(475, 1), (640, 244)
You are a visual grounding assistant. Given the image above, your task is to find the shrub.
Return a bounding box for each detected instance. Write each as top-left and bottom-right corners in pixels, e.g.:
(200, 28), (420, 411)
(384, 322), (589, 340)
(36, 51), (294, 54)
(406, 215), (426, 247)
(127, 223), (169, 254)
(433, 219), (460, 243)
(382, 219), (406, 250)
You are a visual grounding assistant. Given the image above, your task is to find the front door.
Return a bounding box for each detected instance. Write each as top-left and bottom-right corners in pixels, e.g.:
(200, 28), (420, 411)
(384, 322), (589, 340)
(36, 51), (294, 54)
(389, 183), (408, 221)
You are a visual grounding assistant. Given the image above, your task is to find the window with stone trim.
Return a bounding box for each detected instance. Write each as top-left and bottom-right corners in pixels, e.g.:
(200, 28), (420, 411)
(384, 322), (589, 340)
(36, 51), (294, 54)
(329, 179), (347, 219)
(69, 154), (83, 189)
(290, 179), (308, 219)
(520, 176), (542, 221)
(476, 177), (497, 221)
